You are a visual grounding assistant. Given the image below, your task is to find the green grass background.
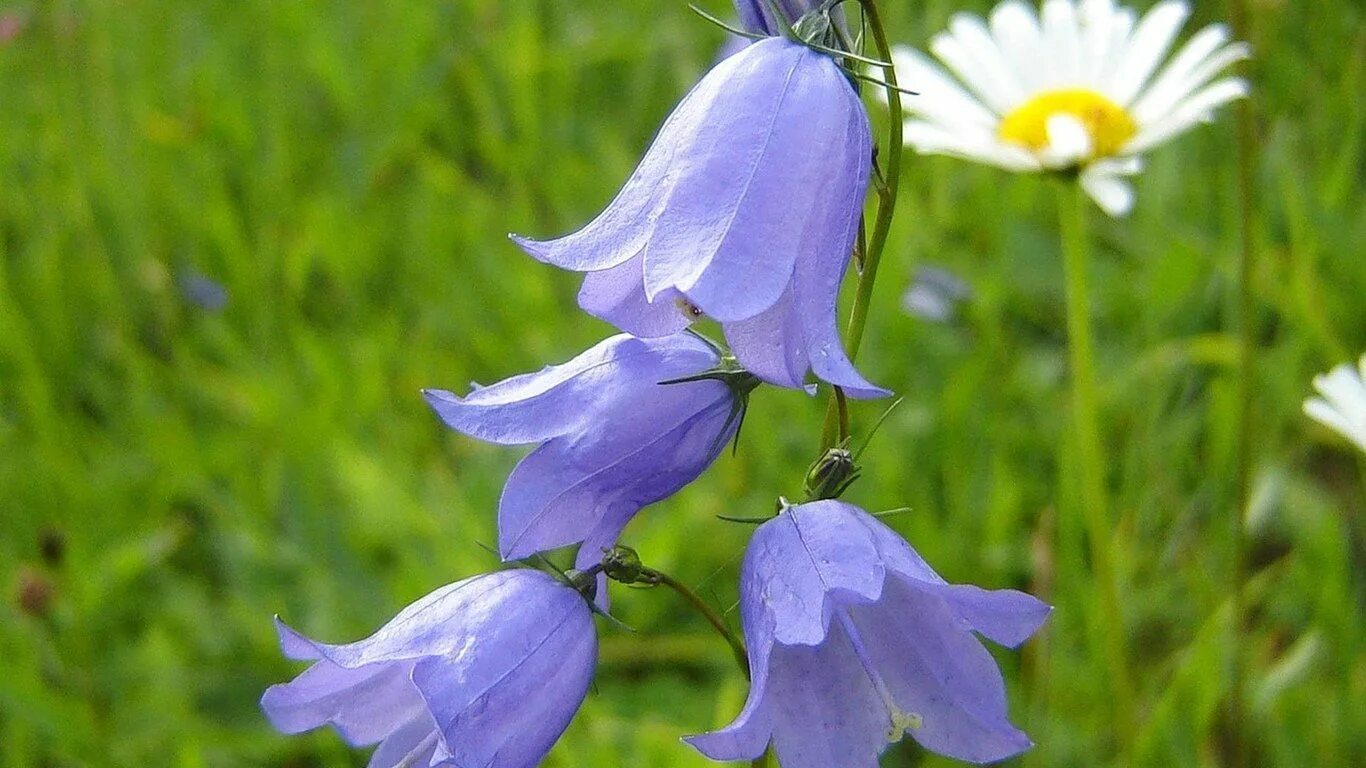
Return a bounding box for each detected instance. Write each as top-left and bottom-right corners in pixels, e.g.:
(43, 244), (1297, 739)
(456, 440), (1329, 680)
(1, 0), (1362, 765)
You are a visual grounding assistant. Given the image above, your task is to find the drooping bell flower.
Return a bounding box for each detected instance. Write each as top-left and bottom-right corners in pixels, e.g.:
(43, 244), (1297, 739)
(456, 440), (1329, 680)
(424, 333), (755, 574)
(510, 37), (887, 399)
(687, 500), (1051, 766)
(261, 569), (597, 768)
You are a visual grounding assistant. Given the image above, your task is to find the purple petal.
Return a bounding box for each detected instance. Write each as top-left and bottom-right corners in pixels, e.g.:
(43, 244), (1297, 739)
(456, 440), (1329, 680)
(790, 83), (888, 399)
(577, 253), (695, 338)
(365, 714), (440, 768)
(847, 579), (1034, 764)
(760, 618), (893, 768)
(855, 509), (948, 587)
(412, 595), (596, 768)
(498, 385), (736, 560)
(510, 41), (740, 272)
(271, 571), (562, 668)
(935, 584), (1052, 649)
(745, 500), (887, 646)
(642, 39), (818, 321)
(260, 660), (425, 746)
(424, 333), (717, 445)
(659, 43), (854, 323)
(722, 287), (811, 391)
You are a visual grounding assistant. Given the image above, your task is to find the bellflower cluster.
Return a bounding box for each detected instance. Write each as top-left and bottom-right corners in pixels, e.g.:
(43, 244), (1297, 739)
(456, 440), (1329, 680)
(264, 2), (1053, 766)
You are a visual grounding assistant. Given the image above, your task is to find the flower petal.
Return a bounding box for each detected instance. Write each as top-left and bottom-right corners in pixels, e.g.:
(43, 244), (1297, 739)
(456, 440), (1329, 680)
(1080, 167), (1136, 216)
(935, 584), (1053, 648)
(1107, 0), (1190, 106)
(424, 334), (717, 445)
(748, 501), (887, 646)
(848, 579), (1034, 763)
(646, 40), (854, 323)
(723, 286), (812, 391)
(260, 660), (425, 745)
(497, 387), (736, 559)
(365, 715), (441, 768)
(762, 621), (890, 768)
(412, 597), (596, 768)
(1124, 76), (1247, 153)
(793, 87), (889, 399)
(577, 253), (695, 339)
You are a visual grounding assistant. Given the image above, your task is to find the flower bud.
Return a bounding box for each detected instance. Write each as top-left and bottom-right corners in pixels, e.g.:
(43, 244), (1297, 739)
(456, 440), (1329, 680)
(803, 447), (859, 500)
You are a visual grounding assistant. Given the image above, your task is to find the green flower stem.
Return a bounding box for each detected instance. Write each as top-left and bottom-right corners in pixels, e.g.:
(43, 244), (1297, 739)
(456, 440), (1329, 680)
(821, 0), (903, 450)
(644, 568), (749, 681)
(1057, 181), (1136, 750)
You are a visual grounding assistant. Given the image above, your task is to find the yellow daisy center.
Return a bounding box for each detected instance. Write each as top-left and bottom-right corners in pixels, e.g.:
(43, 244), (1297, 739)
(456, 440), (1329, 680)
(998, 89), (1137, 159)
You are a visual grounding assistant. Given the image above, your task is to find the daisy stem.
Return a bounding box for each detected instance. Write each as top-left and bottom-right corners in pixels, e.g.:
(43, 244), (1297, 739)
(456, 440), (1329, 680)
(1057, 180), (1136, 751)
(821, 0), (902, 450)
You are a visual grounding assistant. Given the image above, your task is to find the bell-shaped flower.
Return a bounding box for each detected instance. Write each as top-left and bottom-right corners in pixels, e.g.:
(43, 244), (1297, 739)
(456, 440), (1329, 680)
(261, 569), (597, 768)
(687, 500), (1051, 766)
(424, 333), (754, 574)
(511, 37), (887, 399)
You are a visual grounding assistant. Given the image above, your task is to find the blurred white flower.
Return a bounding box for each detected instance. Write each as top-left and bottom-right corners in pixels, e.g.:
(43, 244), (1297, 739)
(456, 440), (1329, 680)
(890, 0), (1249, 216)
(1304, 355), (1366, 454)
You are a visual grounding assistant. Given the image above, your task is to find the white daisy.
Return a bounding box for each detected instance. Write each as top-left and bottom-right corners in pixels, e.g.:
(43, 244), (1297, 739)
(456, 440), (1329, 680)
(890, 0), (1249, 216)
(1304, 355), (1366, 454)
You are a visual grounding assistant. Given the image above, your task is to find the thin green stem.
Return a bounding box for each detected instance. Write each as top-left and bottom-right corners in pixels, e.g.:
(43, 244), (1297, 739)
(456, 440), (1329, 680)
(843, 0), (901, 361)
(648, 569), (749, 680)
(1225, 3), (1256, 766)
(820, 0), (903, 450)
(1057, 181), (1136, 751)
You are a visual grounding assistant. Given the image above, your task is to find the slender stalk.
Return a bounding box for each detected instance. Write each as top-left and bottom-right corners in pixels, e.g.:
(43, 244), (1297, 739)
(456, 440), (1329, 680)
(844, 0), (901, 361)
(820, 0), (903, 449)
(1225, 3), (1256, 766)
(1057, 181), (1136, 750)
(647, 569), (749, 680)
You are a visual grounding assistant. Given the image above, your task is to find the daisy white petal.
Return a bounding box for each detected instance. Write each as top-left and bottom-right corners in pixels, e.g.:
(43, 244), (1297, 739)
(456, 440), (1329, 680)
(931, 31), (1019, 114)
(990, 0), (1050, 92)
(1041, 0), (1083, 85)
(892, 46), (1000, 130)
(1107, 1), (1190, 106)
(1077, 0), (1120, 86)
(1304, 355), (1366, 453)
(948, 13), (1027, 104)
(1079, 165), (1136, 216)
(1126, 77), (1248, 153)
(1131, 23), (1246, 123)
(1040, 114), (1093, 166)
(903, 120), (1041, 171)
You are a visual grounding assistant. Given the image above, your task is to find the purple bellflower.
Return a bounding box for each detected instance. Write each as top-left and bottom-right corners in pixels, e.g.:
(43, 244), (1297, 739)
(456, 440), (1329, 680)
(687, 500), (1051, 766)
(510, 37), (887, 399)
(423, 333), (753, 577)
(261, 568), (596, 768)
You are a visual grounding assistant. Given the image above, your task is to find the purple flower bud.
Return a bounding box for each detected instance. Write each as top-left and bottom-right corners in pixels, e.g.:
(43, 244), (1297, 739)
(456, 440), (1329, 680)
(511, 38), (887, 399)
(261, 569), (596, 768)
(687, 500), (1051, 766)
(423, 333), (749, 576)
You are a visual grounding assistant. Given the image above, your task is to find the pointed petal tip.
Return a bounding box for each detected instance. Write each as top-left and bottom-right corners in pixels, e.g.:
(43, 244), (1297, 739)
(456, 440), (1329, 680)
(273, 616), (325, 661)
